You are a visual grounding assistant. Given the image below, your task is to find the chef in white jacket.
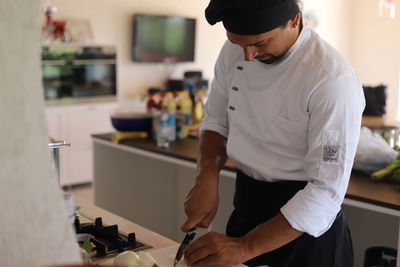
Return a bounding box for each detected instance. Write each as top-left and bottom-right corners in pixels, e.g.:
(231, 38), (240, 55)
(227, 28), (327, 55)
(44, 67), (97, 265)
(181, 0), (365, 266)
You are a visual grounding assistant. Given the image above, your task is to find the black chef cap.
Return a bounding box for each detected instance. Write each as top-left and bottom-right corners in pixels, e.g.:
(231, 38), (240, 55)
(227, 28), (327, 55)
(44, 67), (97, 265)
(205, 0), (300, 35)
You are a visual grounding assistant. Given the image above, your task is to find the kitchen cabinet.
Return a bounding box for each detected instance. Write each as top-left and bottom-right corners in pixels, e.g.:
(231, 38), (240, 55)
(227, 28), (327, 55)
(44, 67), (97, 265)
(46, 101), (117, 186)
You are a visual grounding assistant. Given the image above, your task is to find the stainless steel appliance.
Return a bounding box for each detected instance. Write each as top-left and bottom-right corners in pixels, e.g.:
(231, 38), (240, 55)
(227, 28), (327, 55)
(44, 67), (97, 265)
(41, 45), (116, 100)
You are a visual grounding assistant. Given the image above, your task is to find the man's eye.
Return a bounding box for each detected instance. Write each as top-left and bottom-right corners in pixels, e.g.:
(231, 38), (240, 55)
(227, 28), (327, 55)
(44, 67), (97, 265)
(256, 42), (267, 48)
(257, 39), (271, 48)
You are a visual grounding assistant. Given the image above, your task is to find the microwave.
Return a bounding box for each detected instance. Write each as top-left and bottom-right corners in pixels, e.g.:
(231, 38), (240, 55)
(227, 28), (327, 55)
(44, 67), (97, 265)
(41, 45), (117, 100)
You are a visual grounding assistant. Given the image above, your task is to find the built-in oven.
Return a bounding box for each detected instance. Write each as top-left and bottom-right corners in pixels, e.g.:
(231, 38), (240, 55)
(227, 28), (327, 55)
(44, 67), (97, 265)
(41, 45), (116, 100)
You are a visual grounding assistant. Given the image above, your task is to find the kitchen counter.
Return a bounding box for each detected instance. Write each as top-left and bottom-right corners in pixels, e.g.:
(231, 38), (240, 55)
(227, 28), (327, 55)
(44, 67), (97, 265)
(362, 115), (400, 129)
(92, 133), (400, 267)
(92, 133), (400, 212)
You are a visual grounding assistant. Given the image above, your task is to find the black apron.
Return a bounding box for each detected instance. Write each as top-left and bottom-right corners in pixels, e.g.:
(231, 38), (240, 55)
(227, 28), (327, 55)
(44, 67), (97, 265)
(226, 170), (353, 267)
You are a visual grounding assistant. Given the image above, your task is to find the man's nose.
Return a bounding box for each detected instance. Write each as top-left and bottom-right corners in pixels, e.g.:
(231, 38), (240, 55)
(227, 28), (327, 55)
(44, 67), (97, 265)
(243, 46), (258, 61)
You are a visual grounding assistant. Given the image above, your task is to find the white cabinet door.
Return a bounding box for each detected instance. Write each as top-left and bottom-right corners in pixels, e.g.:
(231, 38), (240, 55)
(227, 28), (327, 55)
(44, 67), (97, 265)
(45, 102), (117, 186)
(63, 102), (117, 185)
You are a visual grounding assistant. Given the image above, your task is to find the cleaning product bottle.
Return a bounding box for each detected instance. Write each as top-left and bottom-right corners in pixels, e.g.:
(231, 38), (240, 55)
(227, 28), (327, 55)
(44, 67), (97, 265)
(156, 91), (176, 147)
(176, 90), (193, 139)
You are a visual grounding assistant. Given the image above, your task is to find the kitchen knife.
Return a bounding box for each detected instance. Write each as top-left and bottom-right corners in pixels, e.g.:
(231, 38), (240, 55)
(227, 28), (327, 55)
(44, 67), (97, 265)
(174, 228), (197, 266)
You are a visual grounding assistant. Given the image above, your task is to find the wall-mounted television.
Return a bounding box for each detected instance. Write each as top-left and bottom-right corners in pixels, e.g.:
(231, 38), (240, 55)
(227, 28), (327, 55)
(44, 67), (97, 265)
(132, 14), (196, 63)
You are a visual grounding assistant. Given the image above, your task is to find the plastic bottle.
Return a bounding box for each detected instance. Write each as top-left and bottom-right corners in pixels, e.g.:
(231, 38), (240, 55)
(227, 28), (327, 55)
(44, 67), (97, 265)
(183, 71), (202, 103)
(156, 92), (176, 147)
(176, 90), (193, 139)
(193, 89), (205, 125)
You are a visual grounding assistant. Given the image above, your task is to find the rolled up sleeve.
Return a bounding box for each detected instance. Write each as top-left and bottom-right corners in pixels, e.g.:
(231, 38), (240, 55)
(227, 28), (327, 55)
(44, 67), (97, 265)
(281, 74), (365, 237)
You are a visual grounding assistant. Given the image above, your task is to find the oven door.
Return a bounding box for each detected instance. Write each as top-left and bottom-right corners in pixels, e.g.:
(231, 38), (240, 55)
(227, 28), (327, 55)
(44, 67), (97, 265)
(72, 59), (116, 98)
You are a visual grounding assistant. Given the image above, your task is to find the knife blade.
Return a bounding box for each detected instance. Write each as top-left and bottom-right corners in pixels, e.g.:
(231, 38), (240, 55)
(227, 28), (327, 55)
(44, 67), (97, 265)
(174, 228), (197, 266)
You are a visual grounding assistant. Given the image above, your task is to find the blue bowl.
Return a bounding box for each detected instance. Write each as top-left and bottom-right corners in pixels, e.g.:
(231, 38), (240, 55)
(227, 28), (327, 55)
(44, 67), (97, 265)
(111, 113), (153, 132)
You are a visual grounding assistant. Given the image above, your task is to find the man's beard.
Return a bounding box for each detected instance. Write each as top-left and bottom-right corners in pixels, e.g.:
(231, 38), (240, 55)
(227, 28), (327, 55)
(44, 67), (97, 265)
(256, 50), (288, 64)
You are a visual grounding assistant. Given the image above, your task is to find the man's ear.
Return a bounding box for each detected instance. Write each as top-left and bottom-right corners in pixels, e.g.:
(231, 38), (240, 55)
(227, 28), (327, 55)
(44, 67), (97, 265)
(290, 13), (301, 28)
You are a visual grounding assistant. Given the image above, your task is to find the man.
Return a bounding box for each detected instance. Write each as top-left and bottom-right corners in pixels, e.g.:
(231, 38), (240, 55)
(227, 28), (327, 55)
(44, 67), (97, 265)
(181, 0), (365, 266)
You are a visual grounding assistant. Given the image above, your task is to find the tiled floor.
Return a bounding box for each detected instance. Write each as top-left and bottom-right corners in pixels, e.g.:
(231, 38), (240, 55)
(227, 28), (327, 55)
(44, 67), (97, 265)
(64, 183), (94, 204)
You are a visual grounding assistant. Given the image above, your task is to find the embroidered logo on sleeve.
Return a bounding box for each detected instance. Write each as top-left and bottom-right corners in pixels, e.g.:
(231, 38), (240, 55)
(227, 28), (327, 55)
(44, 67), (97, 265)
(323, 145), (340, 162)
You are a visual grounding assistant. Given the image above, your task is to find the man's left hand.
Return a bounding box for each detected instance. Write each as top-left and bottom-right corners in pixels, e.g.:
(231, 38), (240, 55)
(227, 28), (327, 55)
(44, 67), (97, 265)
(184, 232), (249, 267)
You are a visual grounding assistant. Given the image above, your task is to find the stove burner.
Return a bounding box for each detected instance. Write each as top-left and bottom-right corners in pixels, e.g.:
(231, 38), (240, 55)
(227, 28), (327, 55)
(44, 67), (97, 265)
(74, 217), (149, 260)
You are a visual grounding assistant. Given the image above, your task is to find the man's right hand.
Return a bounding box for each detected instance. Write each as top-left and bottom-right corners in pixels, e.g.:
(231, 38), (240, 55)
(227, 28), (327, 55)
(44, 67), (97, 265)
(181, 130), (227, 232)
(181, 177), (219, 232)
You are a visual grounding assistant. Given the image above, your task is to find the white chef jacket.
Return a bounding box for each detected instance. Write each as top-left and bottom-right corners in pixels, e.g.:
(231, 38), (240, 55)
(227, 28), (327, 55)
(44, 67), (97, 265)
(200, 26), (366, 237)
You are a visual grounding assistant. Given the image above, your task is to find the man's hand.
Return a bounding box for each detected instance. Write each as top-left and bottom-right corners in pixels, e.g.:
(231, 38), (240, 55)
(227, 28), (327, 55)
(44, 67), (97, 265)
(181, 178), (219, 232)
(184, 232), (250, 267)
(184, 213), (303, 267)
(181, 130), (227, 232)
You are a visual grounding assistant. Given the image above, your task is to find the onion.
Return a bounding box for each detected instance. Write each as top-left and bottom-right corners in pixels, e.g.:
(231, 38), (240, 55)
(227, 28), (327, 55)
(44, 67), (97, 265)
(137, 251), (157, 267)
(113, 251), (140, 267)
(113, 251), (158, 267)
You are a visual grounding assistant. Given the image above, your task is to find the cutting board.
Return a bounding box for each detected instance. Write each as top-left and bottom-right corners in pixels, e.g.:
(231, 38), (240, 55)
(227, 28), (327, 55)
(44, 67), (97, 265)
(146, 244), (245, 267)
(99, 244), (245, 267)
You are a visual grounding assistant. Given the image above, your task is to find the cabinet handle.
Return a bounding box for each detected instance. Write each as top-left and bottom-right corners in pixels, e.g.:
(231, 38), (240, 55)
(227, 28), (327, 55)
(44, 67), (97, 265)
(48, 141), (71, 148)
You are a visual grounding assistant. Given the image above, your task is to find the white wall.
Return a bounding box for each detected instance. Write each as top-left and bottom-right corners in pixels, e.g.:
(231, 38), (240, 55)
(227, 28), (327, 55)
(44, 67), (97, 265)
(303, 0), (353, 59)
(0, 0), (81, 266)
(350, 0), (400, 122)
(43, 0), (227, 99)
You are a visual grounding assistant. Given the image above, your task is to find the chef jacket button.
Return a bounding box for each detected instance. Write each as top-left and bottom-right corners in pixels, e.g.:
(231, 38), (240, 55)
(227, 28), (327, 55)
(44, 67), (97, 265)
(237, 66), (243, 70)
(229, 106), (236, 111)
(232, 86), (239, 91)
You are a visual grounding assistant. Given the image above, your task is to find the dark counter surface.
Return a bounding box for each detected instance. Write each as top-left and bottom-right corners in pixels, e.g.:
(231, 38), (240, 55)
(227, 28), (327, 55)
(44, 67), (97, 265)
(93, 133), (237, 172)
(347, 171), (400, 211)
(93, 134), (400, 212)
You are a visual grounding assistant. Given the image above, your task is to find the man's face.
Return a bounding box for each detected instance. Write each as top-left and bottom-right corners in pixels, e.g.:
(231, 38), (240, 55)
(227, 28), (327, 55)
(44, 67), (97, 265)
(226, 15), (300, 64)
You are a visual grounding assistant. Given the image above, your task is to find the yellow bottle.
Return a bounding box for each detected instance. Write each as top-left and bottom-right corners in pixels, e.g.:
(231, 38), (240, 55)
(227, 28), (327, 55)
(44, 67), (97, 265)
(176, 91), (193, 139)
(193, 90), (205, 125)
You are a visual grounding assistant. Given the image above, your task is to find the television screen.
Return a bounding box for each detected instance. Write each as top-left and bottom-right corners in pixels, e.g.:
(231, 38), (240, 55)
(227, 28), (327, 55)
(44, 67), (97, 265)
(132, 14), (196, 63)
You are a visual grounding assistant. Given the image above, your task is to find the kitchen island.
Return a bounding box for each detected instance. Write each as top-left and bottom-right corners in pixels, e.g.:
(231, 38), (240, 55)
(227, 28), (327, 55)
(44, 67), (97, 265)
(92, 134), (400, 267)
(74, 198), (176, 265)
(76, 199), (247, 267)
